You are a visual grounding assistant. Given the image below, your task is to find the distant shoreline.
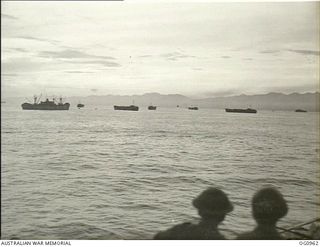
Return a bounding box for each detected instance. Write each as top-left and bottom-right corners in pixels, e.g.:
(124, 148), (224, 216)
(4, 92), (319, 112)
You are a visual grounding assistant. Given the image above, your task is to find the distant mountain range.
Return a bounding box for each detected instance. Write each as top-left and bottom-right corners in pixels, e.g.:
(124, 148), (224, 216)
(5, 92), (320, 111)
(69, 92), (319, 111)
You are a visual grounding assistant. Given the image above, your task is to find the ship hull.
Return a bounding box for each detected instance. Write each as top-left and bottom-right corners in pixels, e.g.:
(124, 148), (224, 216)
(188, 107), (198, 110)
(114, 105), (139, 111)
(225, 108), (257, 113)
(148, 106), (157, 110)
(21, 103), (70, 110)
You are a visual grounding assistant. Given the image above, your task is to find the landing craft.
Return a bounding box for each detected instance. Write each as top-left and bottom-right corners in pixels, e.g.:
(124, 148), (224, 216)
(77, 103), (85, 109)
(114, 105), (139, 111)
(225, 108), (257, 113)
(148, 103), (157, 110)
(188, 106), (199, 110)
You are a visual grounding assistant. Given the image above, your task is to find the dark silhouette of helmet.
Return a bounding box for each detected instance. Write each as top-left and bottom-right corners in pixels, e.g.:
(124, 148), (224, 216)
(192, 187), (233, 216)
(252, 187), (288, 224)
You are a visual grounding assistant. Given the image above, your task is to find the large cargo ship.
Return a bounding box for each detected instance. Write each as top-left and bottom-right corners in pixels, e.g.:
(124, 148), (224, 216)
(21, 95), (70, 110)
(225, 108), (257, 113)
(114, 105), (139, 111)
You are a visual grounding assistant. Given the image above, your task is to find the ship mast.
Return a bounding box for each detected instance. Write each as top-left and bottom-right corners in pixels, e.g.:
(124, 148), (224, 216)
(33, 94), (42, 104)
(37, 94), (42, 103)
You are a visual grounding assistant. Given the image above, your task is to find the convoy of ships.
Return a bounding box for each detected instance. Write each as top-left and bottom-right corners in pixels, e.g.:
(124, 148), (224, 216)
(19, 94), (309, 113)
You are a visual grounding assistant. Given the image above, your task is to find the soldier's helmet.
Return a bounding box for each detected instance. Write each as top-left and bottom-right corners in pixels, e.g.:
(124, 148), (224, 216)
(252, 187), (288, 223)
(192, 187), (233, 216)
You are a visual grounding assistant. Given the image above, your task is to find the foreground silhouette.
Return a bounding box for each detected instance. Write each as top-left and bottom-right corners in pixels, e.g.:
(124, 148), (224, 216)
(237, 187), (288, 240)
(154, 187), (233, 240)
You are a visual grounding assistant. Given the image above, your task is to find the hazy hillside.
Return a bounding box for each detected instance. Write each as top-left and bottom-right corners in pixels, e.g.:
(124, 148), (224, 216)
(3, 92), (319, 111)
(76, 93), (192, 108)
(196, 92), (319, 111)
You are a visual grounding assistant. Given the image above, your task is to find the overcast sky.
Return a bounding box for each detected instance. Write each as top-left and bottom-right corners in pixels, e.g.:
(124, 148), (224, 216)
(1, 1), (319, 98)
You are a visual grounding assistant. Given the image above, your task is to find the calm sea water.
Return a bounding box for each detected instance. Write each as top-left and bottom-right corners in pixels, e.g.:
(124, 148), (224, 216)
(1, 103), (319, 239)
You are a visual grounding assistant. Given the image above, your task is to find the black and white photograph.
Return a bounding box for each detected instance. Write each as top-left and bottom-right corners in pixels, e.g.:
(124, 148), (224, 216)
(1, 0), (319, 242)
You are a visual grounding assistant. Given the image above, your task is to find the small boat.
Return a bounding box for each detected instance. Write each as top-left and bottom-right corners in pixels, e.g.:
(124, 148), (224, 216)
(114, 105), (139, 111)
(148, 105), (157, 110)
(77, 103), (85, 109)
(225, 108), (257, 113)
(295, 109), (307, 112)
(21, 95), (70, 110)
(188, 106), (199, 110)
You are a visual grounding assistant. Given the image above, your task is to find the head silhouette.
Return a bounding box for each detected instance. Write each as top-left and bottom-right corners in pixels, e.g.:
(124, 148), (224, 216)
(192, 187), (233, 222)
(252, 187), (288, 225)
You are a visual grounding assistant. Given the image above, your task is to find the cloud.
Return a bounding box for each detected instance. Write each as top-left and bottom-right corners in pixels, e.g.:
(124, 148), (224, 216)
(221, 56), (231, 59)
(2, 59), (48, 73)
(38, 49), (120, 67)
(161, 52), (195, 61)
(39, 49), (115, 60)
(265, 83), (319, 93)
(12, 48), (28, 53)
(2, 48), (29, 55)
(259, 49), (320, 56)
(139, 55), (153, 58)
(260, 50), (280, 54)
(68, 60), (121, 67)
(287, 49), (320, 56)
(91, 89), (98, 92)
(17, 36), (60, 45)
(64, 71), (93, 74)
(2, 14), (18, 20)
(1, 73), (19, 77)
(243, 58), (253, 61)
